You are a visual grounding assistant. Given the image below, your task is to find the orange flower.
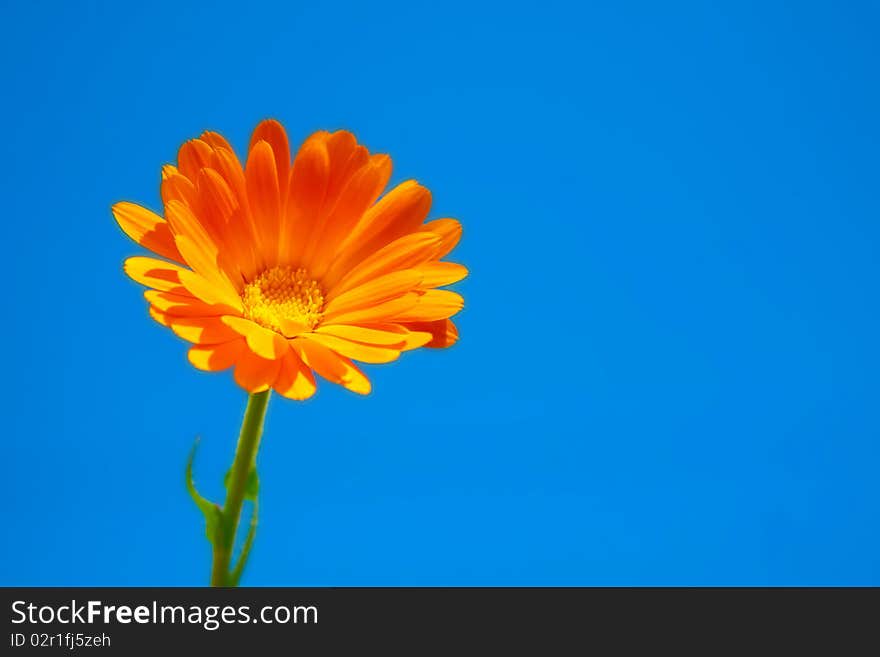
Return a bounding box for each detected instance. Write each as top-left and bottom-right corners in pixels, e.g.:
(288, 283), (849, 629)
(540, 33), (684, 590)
(113, 120), (465, 399)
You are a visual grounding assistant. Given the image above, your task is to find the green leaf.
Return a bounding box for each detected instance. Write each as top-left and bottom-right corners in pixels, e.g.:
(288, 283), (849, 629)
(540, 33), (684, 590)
(186, 438), (222, 545)
(223, 466), (259, 501)
(228, 498), (258, 587)
(222, 464), (260, 585)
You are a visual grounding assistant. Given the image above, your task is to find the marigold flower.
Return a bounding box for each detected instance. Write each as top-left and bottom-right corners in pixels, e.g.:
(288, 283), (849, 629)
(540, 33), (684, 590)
(113, 120), (465, 399)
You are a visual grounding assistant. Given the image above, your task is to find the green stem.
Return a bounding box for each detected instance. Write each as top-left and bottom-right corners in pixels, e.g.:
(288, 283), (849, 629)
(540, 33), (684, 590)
(211, 389), (271, 586)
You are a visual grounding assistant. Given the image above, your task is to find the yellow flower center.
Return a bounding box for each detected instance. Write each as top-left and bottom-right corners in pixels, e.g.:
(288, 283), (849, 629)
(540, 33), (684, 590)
(241, 266), (325, 334)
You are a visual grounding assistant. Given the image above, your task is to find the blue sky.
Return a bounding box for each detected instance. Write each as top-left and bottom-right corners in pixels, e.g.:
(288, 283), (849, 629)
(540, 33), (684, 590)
(1, 0), (878, 585)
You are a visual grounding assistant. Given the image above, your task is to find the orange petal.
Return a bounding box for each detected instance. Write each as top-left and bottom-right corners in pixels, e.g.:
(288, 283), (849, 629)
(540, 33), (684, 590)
(413, 262), (468, 288)
(169, 315), (241, 344)
(424, 218), (462, 257)
(196, 168), (237, 228)
(164, 200), (220, 266)
(160, 167), (198, 208)
(273, 350), (317, 400)
(322, 270), (423, 319)
(200, 130), (237, 155)
(325, 180), (432, 283)
(111, 202), (183, 263)
(149, 306), (173, 327)
(283, 133), (330, 265)
(210, 146), (263, 278)
(234, 349), (281, 393)
(322, 131), (367, 205)
(314, 323), (425, 346)
(123, 256), (187, 291)
(173, 232), (225, 287)
(177, 268), (243, 311)
(249, 120), (290, 201)
(209, 144), (249, 209)
(144, 290), (237, 316)
(391, 290), (464, 322)
(366, 323), (434, 350)
(188, 338), (247, 371)
(325, 231), (441, 298)
(292, 338), (371, 395)
(164, 201), (242, 305)
(196, 168), (255, 283)
(278, 318), (310, 338)
(173, 232), (244, 310)
(177, 138), (214, 182)
(307, 153), (392, 278)
(245, 140), (281, 265)
(301, 332), (403, 364)
(402, 319), (459, 348)
(222, 316), (289, 360)
(322, 292), (420, 326)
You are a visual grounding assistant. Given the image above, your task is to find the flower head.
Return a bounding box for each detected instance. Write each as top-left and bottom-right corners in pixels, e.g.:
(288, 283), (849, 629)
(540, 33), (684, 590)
(113, 120), (465, 399)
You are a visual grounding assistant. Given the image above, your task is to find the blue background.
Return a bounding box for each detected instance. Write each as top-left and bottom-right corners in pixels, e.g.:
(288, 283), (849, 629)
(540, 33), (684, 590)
(1, 0), (878, 585)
